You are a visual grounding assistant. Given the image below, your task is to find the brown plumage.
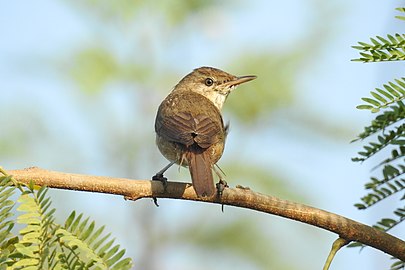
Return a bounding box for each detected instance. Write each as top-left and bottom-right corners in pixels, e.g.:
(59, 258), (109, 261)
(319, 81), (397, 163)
(154, 67), (256, 197)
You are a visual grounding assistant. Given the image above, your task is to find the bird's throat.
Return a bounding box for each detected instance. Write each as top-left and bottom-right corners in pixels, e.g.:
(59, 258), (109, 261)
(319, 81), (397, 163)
(202, 92), (227, 111)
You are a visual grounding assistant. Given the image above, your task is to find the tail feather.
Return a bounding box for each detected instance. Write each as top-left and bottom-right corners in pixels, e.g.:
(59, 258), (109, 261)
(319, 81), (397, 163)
(187, 151), (215, 197)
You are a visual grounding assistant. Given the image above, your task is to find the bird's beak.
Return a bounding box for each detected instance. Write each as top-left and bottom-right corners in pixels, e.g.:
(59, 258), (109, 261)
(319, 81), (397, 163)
(225, 75), (257, 88)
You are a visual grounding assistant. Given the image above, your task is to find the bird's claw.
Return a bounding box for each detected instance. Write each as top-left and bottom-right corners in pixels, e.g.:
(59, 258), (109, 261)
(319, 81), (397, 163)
(152, 197), (159, 207)
(152, 173), (168, 207)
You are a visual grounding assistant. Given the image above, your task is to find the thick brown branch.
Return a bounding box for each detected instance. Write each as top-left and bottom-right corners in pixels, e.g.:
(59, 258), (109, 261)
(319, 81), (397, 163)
(8, 167), (405, 261)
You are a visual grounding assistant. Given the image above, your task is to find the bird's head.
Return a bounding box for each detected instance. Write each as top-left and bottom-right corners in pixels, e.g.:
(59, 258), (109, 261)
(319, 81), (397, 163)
(173, 66), (256, 110)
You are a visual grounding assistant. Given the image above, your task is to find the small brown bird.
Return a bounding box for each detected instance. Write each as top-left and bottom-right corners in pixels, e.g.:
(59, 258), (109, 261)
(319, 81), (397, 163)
(153, 67), (256, 197)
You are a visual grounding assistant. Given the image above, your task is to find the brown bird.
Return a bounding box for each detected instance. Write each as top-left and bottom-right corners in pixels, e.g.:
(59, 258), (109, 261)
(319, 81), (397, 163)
(153, 67), (256, 197)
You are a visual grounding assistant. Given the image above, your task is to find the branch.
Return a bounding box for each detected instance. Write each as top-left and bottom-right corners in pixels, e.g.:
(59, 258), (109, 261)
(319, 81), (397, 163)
(8, 167), (405, 261)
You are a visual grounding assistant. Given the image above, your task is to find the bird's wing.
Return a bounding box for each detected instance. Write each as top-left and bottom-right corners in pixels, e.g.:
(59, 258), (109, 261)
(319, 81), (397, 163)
(155, 94), (223, 149)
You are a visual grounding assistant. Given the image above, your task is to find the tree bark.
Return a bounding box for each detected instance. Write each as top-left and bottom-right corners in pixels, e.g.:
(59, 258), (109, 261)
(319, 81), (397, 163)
(7, 167), (405, 261)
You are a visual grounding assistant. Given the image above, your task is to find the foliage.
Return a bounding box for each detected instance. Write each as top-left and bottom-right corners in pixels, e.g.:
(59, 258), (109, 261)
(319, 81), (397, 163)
(0, 169), (132, 270)
(352, 34), (405, 63)
(395, 7), (405, 22)
(355, 78), (405, 113)
(350, 7), (405, 269)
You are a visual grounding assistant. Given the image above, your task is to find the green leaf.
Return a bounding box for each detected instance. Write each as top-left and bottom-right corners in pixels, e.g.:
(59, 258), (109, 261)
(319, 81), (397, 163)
(70, 213), (83, 232)
(352, 45), (364, 50)
(356, 104), (374, 110)
(370, 37), (382, 46)
(93, 233), (111, 251)
(370, 91), (388, 103)
(14, 243), (38, 257)
(77, 217), (89, 236)
(395, 78), (405, 89)
(58, 212), (131, 269)
(376, 88), (394, 100)
(391, 260), (405, 270)
(81, 221), (95, 242)
(111, 257), (133, 270)
(391, 140), (405, 145)
(360, 52), (373, 61)
(354, 203), (366, 210)
(395, 33), (405, 42)
(347, 242), (364, 248)
(98, 239), (115, 255)
(376, 36), (390, 44)
(11, 258), (40, 267)
(65, 211), (76, 229)
(106, 248), (125, 266)
(390, 81), (405, 95)
(361, 97), (381, 106)
(87, 225), (105, 246)
(103, 244), (120, 261)
(358, 41), (372, 48)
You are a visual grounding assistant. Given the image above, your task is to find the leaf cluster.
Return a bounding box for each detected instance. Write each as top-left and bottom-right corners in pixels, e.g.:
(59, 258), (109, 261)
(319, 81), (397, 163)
(0, 170), (132, 270)
(352, 102), (404, 230)
(395, 7), (405, 21)
(352, 34), (405, 63)
(355, 79), (405, 113)
(350, 7), (405, 269)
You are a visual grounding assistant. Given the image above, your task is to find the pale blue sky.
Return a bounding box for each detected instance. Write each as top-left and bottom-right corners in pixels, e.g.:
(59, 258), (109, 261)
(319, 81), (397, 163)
(1, 1), (404, 269)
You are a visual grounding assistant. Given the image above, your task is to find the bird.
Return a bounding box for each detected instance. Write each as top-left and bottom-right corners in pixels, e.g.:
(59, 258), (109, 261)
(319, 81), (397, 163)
(153, 66), (256, 197)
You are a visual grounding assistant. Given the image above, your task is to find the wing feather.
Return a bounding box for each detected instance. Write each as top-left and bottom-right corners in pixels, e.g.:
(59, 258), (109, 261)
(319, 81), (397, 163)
(155, 92), (224, 149)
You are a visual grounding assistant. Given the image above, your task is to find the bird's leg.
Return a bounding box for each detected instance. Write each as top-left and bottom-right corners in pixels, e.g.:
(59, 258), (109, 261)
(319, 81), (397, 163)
(213, 164), (228, 212)
(151, 161), (176, 207)
(152, 161), (176, 190)
(213, 164), (228, 196)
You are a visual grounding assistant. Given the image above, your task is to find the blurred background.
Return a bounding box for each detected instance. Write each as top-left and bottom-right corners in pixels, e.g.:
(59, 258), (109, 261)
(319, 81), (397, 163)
(1, 1), (404, 269)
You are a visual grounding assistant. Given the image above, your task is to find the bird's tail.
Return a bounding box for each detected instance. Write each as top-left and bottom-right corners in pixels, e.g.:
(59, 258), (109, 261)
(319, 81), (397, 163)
(186, 150), (215, 197)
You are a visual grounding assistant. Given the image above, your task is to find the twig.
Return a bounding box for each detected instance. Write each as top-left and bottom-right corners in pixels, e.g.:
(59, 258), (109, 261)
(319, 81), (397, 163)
(323, 238), (350, 270)
(7, 166), (405, 261)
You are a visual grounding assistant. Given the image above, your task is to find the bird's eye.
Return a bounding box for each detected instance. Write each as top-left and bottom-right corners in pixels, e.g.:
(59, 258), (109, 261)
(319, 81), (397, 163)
(204, 78), (214, 86)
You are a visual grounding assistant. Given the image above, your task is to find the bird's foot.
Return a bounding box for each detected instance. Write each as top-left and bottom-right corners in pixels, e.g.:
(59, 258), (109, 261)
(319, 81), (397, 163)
(216, 179), (229, 196)
(151, 173), (168, 207)
(216, 179), (228, 212)
(152, 173), (168, 191)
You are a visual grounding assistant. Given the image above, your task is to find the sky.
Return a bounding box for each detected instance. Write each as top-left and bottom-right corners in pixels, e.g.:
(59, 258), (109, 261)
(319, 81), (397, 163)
(0, 1), (404, 269)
